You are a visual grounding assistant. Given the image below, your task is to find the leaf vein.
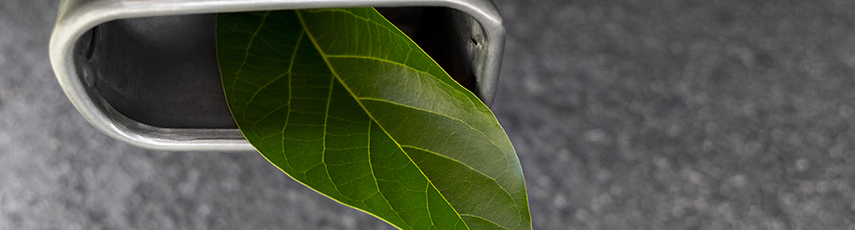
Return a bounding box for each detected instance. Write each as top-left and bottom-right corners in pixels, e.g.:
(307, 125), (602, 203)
(243, 30), (304, 117)
(326, 54), (460, 91)
(358, 97), (504, 157)
(459, 214), (512, 230)
(230, 11), (271, 97)
(401, 145), (522, 229)
(296, 10), (469, 230)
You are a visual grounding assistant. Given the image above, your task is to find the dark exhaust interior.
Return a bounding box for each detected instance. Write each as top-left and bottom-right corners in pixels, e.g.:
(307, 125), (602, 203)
(77, 7), (479, 129)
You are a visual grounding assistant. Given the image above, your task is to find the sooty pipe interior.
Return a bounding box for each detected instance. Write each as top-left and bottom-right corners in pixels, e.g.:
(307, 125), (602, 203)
(83, 8), (477, 129)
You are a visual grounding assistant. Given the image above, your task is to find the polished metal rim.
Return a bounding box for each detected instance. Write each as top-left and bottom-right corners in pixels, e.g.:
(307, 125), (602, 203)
(49, 0), (505, 151)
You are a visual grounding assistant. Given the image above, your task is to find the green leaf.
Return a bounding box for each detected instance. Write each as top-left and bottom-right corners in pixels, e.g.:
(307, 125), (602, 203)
(216, 8), (530, 230)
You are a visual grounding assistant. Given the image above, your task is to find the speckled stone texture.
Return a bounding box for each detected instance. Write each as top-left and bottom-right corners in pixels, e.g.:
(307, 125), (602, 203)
(3, 0), (855, 229)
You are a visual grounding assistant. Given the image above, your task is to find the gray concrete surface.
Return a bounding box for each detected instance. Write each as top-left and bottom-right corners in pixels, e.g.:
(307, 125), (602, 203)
(3, 0), (855, 229)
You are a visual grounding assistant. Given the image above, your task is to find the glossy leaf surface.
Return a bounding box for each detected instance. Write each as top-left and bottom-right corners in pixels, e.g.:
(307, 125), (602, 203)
(217, 8), (530, 229)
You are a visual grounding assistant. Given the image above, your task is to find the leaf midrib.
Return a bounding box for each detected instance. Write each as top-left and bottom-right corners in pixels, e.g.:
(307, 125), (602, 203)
(295, 10), (470, 230)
